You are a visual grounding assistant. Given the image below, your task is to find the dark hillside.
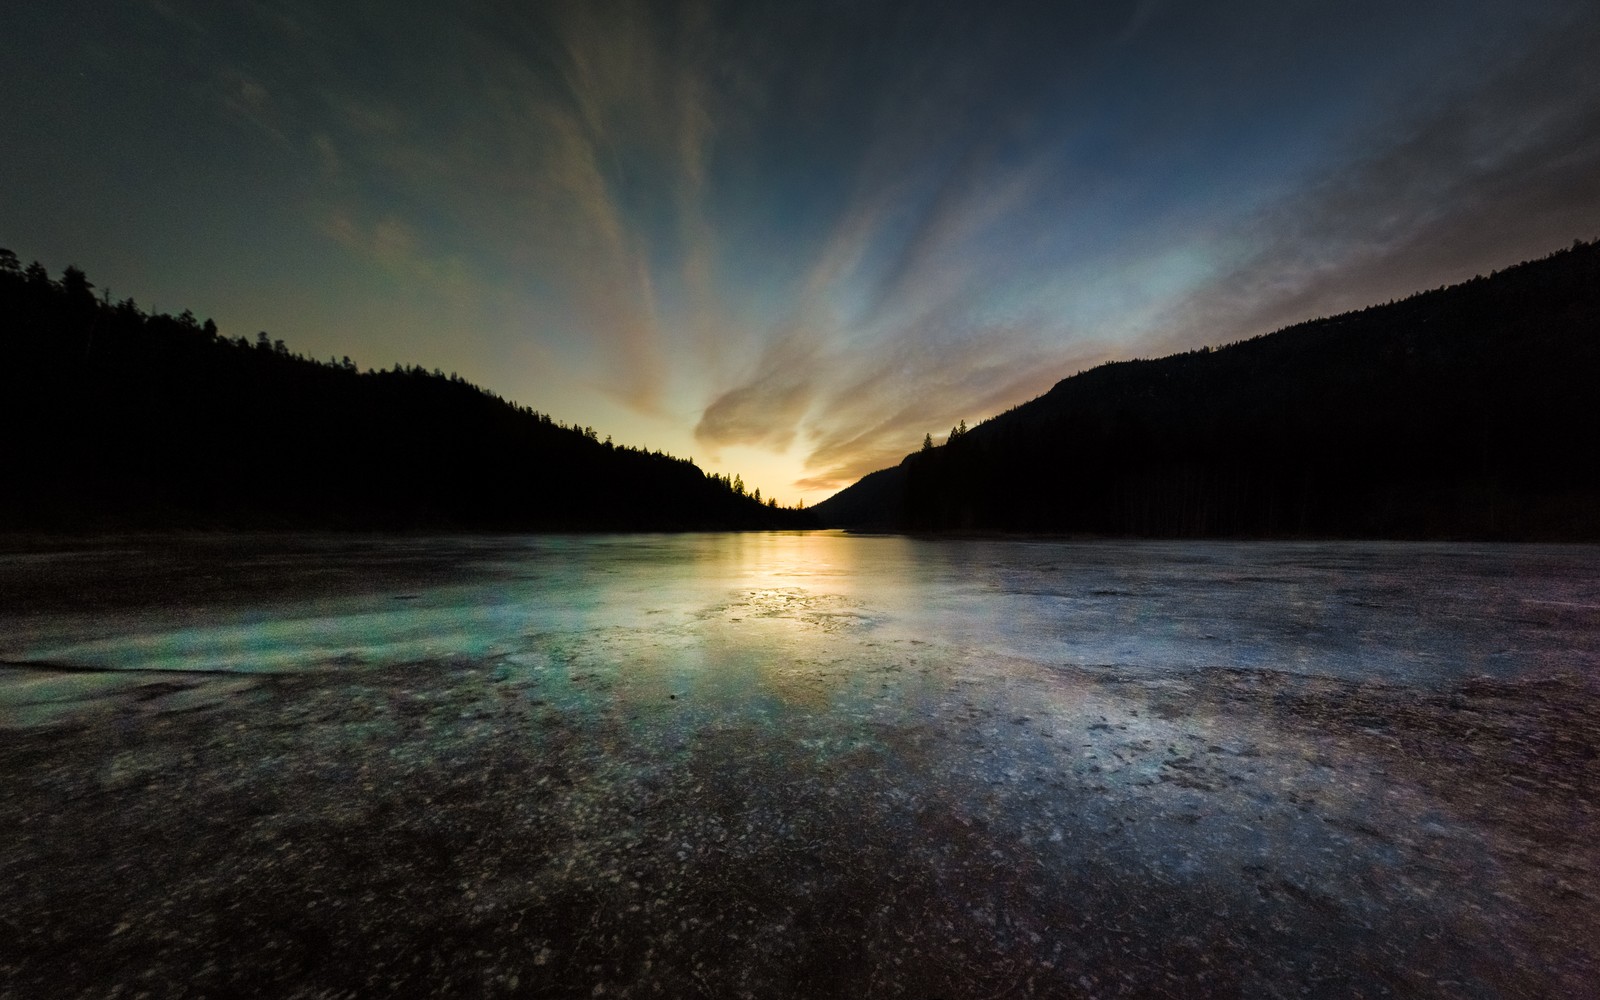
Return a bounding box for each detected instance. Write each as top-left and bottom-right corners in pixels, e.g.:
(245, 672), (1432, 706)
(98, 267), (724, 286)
(816, 239), (1600, 539)
(806, 464), (908, 532)
(0, 253), (811, 532)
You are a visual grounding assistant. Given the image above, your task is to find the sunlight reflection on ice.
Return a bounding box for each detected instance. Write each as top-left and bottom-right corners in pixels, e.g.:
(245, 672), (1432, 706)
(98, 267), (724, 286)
(2, 533), (1597, 993)
(3, 533), (1596, 686)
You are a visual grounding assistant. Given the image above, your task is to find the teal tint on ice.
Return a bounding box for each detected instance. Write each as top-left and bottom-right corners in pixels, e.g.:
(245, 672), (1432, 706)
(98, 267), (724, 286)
(3, 534), (1595, 685)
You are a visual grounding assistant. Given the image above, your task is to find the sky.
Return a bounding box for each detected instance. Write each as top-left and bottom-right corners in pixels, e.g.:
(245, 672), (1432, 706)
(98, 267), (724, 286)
(4, 0), (1599, 506)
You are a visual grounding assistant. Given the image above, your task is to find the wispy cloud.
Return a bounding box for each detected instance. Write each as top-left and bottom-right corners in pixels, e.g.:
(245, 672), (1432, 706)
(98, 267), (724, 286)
(792, 322), (1107, 494)
(693, 328), (823, 453)
(691, 142), (1082, 490)
(144, 0), (1129, 486)
(206, 0), (721, 412)
(1154, 5), (1600, 351)
(27, 0), (1598, 505)
(318, 210), (472, 291)
(445, 0), (728, 411)
(215, 70), (290, 145)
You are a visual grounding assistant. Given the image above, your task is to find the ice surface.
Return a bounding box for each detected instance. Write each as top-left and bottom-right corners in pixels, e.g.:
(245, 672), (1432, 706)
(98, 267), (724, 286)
(1, 533), (1597, 996)
(3, 533), (1596, 685)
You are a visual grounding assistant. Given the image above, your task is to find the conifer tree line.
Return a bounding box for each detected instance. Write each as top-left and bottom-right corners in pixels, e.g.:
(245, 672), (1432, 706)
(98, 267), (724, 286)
(0, 249), (812, 531)
(819, 239), (1600, 540)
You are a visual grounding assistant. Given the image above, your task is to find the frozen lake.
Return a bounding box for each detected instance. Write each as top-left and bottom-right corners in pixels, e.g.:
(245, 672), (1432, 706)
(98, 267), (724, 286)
(2, 533), (1598, 997)
(4, 532), (1597, 688)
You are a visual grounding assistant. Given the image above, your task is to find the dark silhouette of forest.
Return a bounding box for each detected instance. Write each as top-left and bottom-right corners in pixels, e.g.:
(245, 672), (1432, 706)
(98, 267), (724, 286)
(817, 239), (1600, 540)
(0, 250), (812, 532)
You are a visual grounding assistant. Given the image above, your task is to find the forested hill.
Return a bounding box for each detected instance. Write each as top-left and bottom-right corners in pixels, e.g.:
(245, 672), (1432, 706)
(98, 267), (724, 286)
(0, 252), (810, 532)
(816, 239), (1600, 540)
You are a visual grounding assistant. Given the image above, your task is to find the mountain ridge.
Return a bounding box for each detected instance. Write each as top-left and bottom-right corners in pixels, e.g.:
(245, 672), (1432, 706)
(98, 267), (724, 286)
(815, 238), (1600, 540)
(0, 250), (812, 533)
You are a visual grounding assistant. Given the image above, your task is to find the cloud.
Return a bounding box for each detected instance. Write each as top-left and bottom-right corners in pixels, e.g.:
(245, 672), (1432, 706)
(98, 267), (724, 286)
(312, 133), (341, 177)
(676, 22), (1107, 488)
(218, 0), (722, 413)
(518, 104), (667, 410)
(319, 210), (472, 291)
(693, 329), (823, 452)
(776, 3), (1600, 496)
(200, 0), (1119, 461)
(92, 0), (1600, 506)
(857, 144), (1055, 329)
(215, 69), (292, 146)
(1153, 4), (1600, 351)
(441, 0), (731, 412)
(788, 318), (1110, 494)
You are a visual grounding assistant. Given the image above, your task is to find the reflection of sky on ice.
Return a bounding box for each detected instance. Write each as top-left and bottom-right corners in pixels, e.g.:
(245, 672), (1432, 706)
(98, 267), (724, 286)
(5, 534), (1595, 686)
(3, 534), (1597, 993)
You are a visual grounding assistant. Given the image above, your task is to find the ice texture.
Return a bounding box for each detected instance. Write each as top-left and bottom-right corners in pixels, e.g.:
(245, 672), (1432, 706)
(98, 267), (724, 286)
(1, 533), (1597, 997)
(4, 533), (1596, 685)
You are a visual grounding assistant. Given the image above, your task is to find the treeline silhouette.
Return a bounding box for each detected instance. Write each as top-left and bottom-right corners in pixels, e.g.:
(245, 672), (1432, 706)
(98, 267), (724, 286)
(817, 239), (1600, 540)
(0, 251), (812, 532)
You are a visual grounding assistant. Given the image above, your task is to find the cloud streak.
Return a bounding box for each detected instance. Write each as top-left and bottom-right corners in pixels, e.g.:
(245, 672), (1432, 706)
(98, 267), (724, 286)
(1152, 4), (1600, 352)
(8, 0), (1600, 503)
(693, 329), (822, 453)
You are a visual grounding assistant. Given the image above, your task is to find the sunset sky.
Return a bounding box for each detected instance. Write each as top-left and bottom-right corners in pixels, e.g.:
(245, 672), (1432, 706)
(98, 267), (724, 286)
(4, 0), (1599, 505)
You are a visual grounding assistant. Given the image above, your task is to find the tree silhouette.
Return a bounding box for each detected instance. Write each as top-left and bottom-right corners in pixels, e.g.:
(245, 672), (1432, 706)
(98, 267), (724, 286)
(0, 256), (816, 533)
(817, 238), (1600, 541)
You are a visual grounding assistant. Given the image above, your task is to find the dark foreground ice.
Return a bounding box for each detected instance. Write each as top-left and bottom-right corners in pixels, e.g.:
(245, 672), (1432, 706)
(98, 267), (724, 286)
(1, 533), (1596, 998)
